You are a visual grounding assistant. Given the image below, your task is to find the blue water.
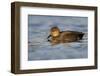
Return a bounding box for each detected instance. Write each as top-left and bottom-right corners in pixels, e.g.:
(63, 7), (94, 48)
(28, 15), (88, 61)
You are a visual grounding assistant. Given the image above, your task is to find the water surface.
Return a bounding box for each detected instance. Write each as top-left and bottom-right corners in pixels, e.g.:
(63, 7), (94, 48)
(28, 15), (88, 61)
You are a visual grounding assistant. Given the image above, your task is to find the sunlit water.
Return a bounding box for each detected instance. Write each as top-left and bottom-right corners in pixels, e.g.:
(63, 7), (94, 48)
(28, 15), (88, 61)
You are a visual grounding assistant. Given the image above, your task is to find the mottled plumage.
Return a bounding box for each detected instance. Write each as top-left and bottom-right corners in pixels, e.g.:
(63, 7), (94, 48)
(47, 27), (84, 45)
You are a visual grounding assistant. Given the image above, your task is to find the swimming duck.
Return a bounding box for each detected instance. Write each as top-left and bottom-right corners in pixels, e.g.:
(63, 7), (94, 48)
(47, 26), (84, 45)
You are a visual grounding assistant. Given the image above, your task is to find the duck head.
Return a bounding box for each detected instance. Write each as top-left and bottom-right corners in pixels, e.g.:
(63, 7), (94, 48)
(50, 26), (60, 37)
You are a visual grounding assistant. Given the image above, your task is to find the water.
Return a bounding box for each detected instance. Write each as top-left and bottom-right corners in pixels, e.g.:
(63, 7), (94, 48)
(28, 15), (88, 61)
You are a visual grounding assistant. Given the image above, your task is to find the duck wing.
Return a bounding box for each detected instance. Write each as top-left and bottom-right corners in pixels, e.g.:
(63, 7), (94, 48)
(60, 31), (84, 41)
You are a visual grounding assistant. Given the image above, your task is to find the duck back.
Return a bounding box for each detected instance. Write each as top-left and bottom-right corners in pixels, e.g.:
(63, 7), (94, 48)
(60, 31), (84, 42)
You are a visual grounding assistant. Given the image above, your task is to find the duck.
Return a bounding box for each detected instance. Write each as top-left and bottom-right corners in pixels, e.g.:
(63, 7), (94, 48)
(47, 26), (84, 45)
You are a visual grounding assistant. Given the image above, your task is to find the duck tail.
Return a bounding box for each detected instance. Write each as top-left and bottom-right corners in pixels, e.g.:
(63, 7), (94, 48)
(79, 33), (84, 39)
